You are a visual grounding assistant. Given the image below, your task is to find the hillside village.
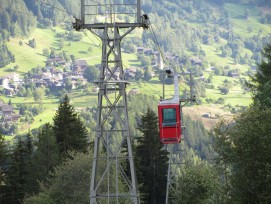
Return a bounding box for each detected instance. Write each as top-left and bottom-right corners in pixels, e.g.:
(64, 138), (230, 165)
(0, 45), (215, 98)
(0, 42), (246, 135)
(0, 43), (248, 119)
(1, 47), (164, 96)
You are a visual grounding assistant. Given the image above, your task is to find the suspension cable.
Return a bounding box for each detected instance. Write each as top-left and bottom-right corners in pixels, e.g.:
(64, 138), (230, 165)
(83, 32), (101, 48)
(148, 22), (168, 68)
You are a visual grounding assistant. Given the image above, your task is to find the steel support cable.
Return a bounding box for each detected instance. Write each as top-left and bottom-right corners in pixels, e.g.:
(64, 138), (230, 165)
(83, 32), (102, 48)
(148, 22), (169, 68)
(144, 82), (162, 97)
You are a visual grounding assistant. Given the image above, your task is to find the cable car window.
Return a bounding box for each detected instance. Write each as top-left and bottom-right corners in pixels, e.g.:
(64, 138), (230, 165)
(162, 108), (177, 126)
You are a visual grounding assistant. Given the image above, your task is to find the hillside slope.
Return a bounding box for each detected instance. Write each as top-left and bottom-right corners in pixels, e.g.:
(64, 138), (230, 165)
(0, 0), (271, 134)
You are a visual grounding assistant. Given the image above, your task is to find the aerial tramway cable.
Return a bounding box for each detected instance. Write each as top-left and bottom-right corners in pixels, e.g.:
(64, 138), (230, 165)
(148, 22), (168, 69)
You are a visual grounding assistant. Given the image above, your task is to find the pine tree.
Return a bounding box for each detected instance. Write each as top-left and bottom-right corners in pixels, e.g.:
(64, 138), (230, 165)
(4, 134), (34, 203)
(248, 44), (271, 109)
(53, 94), (88, 156)
(28, 123), (60, 194)
(135, 108), (168, 204)
(23, 152), (93, 204)
(0, 134), (8, 202)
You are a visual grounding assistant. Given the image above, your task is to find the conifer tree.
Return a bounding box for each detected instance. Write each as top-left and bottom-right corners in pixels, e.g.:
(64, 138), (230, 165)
(53, 94), (88, 155)
(4, 134), (34, 203)
(249, 44), (271, 109)
(28, 124), (60, 194)
(135, 108), (168, 204)
(23, 152), (93, 204)
(0, 134), (8, 202)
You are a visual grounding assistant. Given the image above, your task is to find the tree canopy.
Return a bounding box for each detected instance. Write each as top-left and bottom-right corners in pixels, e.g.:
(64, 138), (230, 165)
(213, 108), (271, 203)
(135, 108), (168, 204)
(213, 43), (271, 203)
(53, 94), (89, 156)
(249, 44), (271, 109)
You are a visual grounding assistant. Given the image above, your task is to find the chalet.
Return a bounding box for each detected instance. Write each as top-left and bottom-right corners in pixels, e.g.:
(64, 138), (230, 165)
(92, 86), (99, 93)
(42, 72), (52, 81)
(30, 74), (43, 81)
(136, 47), (145, 54)
(153, 51), (159, 56)
(190, 57), (203, 66)
(228, 70), (240, 78)
(72, 66), (85, 76)
(128, 89), (139, 95)
(205, 67), (213, 72)
(50, 68), (63, 75)
(199, 76), (206, 82)
(124, 67), (137, 79)
(47, 55), (66, 66)
(144, 48), (153, 55)
(74, 60), (88, 69)
(0, 104), (14, 116)
(165, 53), (175, 61)
(2, 73), (20, 82)
(34, 79), (47, 87)
(230, 72), (240, 78)
(71, 80), (77, 89)
(1, 73), (21, 95)
(2, 114), (20, 123)
(202, 113), (211, 118)
(4, 88), (15, 96)
(1, 77), (9, 88)
(63, 72), (72, 78)
(11, 114), (21, 122)
(3, 115), (12, 123)
(51, 80), (64, 88)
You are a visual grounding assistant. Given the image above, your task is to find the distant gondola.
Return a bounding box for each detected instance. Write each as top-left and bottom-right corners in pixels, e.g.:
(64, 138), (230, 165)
(158, 72), (181, 144)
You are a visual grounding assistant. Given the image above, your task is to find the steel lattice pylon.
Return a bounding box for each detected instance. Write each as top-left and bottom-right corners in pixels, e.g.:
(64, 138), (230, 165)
(163, 72), (195, 204)
(165, 139), (186, 204)
(74, 1), (149, 203)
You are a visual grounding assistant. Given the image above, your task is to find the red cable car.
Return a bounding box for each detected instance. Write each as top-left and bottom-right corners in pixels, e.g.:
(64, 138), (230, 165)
(158, 103), (181, 144)
(158, 73), (181, 144)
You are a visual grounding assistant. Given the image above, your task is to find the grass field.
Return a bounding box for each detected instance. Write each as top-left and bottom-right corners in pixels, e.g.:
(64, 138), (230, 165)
(224, 3), (271, 37)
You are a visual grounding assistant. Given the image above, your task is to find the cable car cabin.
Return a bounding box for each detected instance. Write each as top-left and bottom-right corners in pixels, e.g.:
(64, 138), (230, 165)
(158, 103), (181, 144)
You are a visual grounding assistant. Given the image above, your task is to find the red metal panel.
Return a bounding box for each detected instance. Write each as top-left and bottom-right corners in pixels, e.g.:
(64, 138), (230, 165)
(158, 104), (181, 144)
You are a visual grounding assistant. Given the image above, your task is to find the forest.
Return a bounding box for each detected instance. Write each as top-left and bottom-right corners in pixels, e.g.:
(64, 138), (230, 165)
(0, 0), (271, 203)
